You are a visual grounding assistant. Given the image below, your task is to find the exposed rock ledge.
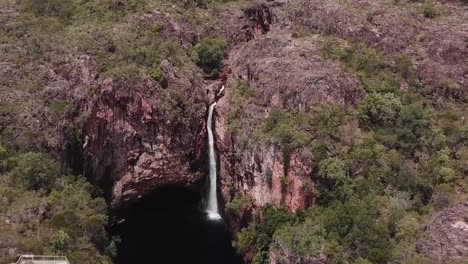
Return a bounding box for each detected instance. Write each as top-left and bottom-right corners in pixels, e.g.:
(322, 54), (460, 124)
(417, 202), (468, 263)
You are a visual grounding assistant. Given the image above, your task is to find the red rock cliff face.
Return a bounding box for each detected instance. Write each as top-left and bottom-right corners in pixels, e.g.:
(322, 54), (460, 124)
(214, 12), (364, 232)
(77, 0), (465, 226)
(83, 61), (207, 208)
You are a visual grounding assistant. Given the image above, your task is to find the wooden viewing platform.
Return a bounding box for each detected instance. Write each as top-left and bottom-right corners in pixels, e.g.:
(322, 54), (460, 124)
(12, 255), (70, 264)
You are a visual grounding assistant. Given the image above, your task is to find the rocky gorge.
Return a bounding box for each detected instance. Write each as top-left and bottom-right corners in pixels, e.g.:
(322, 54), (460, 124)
(0, 0), (467, 263)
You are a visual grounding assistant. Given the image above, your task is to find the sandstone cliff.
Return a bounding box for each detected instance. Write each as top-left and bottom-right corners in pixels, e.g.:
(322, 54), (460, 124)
(417, 202), (468, 263)
(82, 60), (207, 207)
(216, 27), (364, 231)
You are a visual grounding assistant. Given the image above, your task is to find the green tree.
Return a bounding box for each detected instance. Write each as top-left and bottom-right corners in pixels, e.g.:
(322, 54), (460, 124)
(233, 227), (257, 254)
(324, 196), (393, 264)
(311, 104), (345, 139)
(395, 214), (420, 242)
(192, 37), (227, 76)
(395, 104), (430, 155)
(272, 220), (326, 261)
(348, 146), (374, 177)
(10, 152), (60, 191)
(226, 194), (252, 212)
(358, 93), (402, 128)
(242, 205), (294, 264)
(318, 158), (347, 183)
(49, 230), (71, 255)
(423, 0), (438, 18)
(392, 213), (422, 263)
(324, 240), (347, 264)
(432, 184), (454, 210)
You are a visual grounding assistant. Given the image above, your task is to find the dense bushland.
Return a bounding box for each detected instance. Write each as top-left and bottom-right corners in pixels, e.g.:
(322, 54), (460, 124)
(230, 39), (467, 264)
(0, 141), (112, 263)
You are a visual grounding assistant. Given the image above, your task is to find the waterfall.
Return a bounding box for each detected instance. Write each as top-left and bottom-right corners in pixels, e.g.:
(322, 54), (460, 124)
(206, 102), (222, 220)
(216, 85), (225, 97)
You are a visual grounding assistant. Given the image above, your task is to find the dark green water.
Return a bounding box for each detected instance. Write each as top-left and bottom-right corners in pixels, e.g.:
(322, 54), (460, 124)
(114, 187), (243, 264)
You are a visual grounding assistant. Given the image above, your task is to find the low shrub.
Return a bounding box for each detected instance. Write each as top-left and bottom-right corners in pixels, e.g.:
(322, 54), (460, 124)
(192, 37), (227, 76)
(423, 0), (438, 18)
(19, 0), (75, 18)
(226, 194), (252, 212)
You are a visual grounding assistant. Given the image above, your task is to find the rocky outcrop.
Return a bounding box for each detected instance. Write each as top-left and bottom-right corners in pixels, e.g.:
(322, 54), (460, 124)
(244, 3), (276, 38)
(216, 28), (363, 231)
(416, 23), (468, 100)
(217, 135), (314, 212)
(228, 33), (363, 109)
(0, 53), (99, 154)
(134, 10), (197, 50)
(365, 9), (420, 53)
(83, 60), (207, 208)
(290, 0), (422, 53)
(208, 2), (280, 46)
(289, 0), (467, 98)
(417, 202), (468, 262)
(290, 0), (361, 38)
(208, 8), (253, 45)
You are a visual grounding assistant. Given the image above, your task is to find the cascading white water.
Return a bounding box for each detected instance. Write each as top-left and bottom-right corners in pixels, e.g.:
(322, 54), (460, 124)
(206, 103), (222, 220)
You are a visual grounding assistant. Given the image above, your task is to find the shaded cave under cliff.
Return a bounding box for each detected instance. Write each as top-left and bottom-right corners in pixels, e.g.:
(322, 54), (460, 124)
(113, 186), (243, 264)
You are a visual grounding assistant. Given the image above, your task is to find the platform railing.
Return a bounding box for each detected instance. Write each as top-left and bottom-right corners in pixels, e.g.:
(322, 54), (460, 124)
(13, 255), (70, 264)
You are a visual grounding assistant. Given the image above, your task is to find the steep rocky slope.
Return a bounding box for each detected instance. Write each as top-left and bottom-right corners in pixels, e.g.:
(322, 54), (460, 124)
(1, 0), (467, 263)
(216, 29), (364, 225)
(213, 1), (467, 262)
(1, 0), (465, 211)
(417, 202), (468, 262)
(83, 61), (206, 208)
(215, 0), (466, 228)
